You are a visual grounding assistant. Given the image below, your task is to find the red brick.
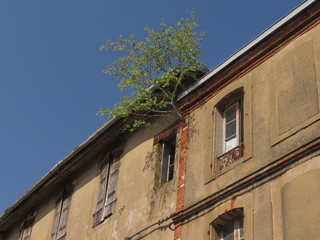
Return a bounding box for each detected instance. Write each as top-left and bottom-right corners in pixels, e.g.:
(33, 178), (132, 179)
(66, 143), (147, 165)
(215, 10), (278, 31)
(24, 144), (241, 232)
(174, 120), (189, 240)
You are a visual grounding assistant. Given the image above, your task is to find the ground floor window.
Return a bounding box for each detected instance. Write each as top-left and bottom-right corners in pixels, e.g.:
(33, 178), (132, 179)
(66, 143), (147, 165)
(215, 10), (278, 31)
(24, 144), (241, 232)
(211, 208), (244, 240)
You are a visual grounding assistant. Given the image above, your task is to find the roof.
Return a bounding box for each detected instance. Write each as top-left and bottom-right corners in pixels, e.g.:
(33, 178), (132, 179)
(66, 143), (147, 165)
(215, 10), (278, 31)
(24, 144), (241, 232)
(178, 0), (317, 100)
(0, 0), (318, 231)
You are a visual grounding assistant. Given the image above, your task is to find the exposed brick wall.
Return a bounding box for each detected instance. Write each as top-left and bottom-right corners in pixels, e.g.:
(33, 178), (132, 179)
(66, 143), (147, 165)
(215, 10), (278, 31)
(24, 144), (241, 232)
(174, 120), (189, 240)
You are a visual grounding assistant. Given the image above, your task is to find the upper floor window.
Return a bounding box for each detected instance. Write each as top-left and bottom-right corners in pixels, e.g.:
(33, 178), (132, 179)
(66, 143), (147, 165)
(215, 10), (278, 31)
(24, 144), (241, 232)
(20, 212), (36, 240)
(153, 123), (179, 188)
(215, 88), (244, 170)
(93, 148), (122, 226)
(50, 185), (73, 240)
(211, 208), (244, 240)
(159, 135), (176, 185)
(223, 102), (241, 152)
(219, 217), (244, 240)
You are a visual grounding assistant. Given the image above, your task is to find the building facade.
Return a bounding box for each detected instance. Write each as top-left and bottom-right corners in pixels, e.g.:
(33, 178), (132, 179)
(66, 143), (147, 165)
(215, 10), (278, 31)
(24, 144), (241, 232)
(1, 1), (320, 239)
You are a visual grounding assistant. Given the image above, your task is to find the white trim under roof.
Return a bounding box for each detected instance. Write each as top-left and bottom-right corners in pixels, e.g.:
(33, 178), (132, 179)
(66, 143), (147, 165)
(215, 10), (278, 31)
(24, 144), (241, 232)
(177, 0), (317, 101)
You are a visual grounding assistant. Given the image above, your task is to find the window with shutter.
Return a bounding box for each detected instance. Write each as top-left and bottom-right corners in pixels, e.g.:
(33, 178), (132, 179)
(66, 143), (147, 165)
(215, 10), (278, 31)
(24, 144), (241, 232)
(215, 88), (244, 170)
(153, 123), (179, 188)
(153, 126), (177, 188)
(20, 226), (32, 240)
(154, 144), (163, 188)
(93, 149), (122, 226)
(104, 155), (120, 217)
(50, 198), (62, 240)
(159, 136), (176, 186)
(93, 160), (109, 226)
(20, 213), (36, 240)
(50, 186), (73, 240)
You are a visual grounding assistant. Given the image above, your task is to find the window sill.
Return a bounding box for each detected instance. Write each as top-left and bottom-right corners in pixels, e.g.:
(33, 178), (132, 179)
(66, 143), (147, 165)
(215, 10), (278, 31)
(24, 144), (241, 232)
(92, 213), (113, 228)
(155, 178), (175, 192)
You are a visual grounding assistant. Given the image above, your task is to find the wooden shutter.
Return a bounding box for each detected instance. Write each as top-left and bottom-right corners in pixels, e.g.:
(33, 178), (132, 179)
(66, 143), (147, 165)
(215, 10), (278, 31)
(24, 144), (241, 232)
(160, 142), (170, 184)
(93, 158), (110, 226)
(50, 198), (63, 240)
(20, 226), (32, 240)
(154, 144), (163, 188)
(20, 213), (35, 240)
(50, 186), (73, 240)
(103, 155), (120, 217)
(56, 192), (72, 240)
(24, 226), (32, 240)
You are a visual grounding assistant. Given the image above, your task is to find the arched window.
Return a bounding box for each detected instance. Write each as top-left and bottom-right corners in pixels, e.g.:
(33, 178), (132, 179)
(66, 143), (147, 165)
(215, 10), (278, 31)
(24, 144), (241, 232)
(211, 208), (244, 240)
(214, 88), (244, 170)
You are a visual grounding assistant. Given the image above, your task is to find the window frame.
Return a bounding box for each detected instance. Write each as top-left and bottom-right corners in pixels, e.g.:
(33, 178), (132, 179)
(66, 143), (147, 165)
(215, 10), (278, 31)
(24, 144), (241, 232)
(20, 212), (36, 240)
(223, 101), (241, 153)
(211, 208), (244, 240)
(219, 217), (244, 240)
(153, 122), (179, 188)
(206, 79), (253, 182)
(214, 88), (244, 170)
(159, 135), (177, 185)
(93, 148), (122, 227)
(50, 185), (73, 240)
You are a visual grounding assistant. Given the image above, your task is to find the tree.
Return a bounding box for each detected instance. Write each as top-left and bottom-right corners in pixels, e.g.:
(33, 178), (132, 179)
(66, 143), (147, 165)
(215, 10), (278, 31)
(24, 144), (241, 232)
(98, 11), (207, 131)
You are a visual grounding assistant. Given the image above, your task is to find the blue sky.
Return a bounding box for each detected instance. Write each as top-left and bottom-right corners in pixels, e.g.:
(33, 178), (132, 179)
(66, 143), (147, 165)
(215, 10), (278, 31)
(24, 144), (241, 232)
(0, 0), (303, 213)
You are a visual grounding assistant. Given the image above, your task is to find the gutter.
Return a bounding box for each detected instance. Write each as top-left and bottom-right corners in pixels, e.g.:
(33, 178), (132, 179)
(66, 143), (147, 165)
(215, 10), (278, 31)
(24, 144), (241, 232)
(0, 117), (118, 223)
(177, 0), (317, 101)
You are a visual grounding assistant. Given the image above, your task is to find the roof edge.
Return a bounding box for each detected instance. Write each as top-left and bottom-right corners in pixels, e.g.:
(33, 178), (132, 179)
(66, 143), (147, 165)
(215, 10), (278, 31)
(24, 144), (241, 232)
(177, 0), (317, 101)
(0, 117), (118, 223)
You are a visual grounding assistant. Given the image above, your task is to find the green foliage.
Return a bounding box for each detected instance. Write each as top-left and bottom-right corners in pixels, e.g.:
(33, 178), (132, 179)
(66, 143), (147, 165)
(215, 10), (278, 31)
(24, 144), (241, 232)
(98, 11), (207, 131)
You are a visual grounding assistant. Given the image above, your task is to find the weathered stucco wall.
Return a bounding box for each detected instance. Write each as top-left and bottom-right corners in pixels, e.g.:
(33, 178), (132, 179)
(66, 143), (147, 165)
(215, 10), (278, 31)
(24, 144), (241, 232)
(85, 117), (178, 240)
(5, 116), (178, 240)
(6, 196), (59, 240)
(180, 154), (320, 240)
(181, 22), (320, 240)
(185, 21), (320, 205)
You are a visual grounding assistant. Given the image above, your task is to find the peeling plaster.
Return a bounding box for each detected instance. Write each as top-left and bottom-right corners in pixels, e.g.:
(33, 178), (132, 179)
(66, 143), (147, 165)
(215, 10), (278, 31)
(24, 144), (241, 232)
(112, 220), (119, 240)
(126, 211), (135, 230)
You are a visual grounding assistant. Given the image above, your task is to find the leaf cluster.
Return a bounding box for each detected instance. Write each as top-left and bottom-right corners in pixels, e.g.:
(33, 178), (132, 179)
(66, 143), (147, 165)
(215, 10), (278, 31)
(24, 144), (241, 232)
(98, 11), (207, 130)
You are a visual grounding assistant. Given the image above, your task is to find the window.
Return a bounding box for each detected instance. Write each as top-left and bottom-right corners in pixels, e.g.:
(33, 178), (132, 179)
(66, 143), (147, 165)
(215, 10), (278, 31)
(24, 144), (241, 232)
(20, 212), (36, 240)
(20, 224), (32, 240)
(93, 148), (122, 226)
(215, 88), (244, 170)
(219, 217), (244, 240)
(212, 208), (244, 240)
(159, 136), (176, 185)
(50, 185), (73, 240)
(223, 102), (240, 152)
(153, 123), (179, 188)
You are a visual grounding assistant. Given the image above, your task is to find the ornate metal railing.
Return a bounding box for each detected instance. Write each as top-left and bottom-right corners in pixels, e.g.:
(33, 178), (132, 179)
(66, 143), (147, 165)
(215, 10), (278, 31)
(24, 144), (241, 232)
(217, 143), (244, 170)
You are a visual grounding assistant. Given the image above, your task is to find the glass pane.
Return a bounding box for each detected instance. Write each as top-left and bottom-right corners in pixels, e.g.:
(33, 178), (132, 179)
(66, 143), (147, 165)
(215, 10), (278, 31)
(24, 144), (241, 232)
(225, 105), (236, 123)
(161, 138), (176, 184)
(168, 165), (174, 181)
(225, 137), (237, 151)
(222, 222), (234, 240)
(169, 143), (176, 165)
(225, 120), (236, 139)
(239, 217), (244, 238)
